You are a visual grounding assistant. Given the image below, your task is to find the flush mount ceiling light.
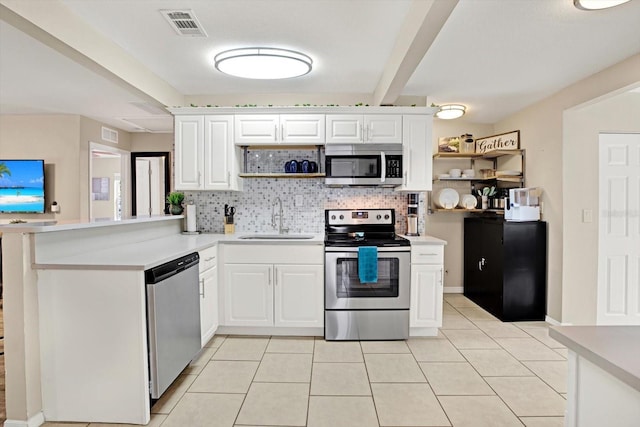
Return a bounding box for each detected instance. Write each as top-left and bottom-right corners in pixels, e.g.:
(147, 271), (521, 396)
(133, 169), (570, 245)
(435, 104), (466, 120)
(214, 47), (313, 79)
(573, 0), (630, 10)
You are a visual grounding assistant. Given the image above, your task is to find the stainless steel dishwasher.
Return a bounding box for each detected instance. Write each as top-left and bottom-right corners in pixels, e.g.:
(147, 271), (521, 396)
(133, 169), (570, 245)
(145, 252), (201, 399)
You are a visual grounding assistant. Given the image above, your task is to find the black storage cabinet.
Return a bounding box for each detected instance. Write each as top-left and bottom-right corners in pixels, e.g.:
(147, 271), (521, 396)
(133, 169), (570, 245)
(463, 217), (547, 321)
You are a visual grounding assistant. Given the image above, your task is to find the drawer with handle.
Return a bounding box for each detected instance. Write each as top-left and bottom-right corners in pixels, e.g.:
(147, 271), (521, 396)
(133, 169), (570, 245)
(411, 245), (444, 264)
(199, 245), (217, 273)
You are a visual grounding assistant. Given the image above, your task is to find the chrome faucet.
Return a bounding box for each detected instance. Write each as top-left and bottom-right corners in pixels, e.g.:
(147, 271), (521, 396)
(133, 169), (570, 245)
(271, 197), (288, 234)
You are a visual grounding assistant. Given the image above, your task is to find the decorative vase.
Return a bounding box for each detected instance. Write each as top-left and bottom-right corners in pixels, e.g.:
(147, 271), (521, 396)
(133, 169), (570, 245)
(170, 204), (183, 215)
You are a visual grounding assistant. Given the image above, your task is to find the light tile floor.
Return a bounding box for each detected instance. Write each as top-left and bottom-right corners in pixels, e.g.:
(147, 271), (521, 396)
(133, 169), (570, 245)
(39, 294), (568, 427)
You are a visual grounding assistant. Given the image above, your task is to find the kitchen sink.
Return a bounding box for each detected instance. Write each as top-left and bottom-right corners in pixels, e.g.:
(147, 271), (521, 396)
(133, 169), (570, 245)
(238, 234), (315, 240)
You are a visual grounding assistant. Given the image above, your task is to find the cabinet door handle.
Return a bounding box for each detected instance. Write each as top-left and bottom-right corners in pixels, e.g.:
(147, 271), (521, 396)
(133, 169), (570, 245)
(360, 123), (364, 142)
(419, 252), (438, 256)
(478, 258), (486, 271)
(274, 124), (278, 141)
(281, 123), (284, 141)
(200, 278), (205, 297)
(227, 171), (231, 183)
(204, 257), (215, 262)
(365, 124), (369, 141)
(198, 171), (202, 186)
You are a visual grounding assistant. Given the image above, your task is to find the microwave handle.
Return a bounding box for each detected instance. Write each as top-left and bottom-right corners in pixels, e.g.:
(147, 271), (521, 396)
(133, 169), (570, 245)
(380, 151), (386, 183)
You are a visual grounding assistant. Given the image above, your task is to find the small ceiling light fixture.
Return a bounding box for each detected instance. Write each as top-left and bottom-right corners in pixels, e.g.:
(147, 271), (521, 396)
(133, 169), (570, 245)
(573, 0), (630, 10)
(435, 104), (466, 120)
(214, 47), (313, 79)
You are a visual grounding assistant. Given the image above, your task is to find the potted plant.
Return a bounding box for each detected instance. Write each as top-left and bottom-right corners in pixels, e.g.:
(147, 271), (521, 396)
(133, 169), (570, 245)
(166, 192), (185, 215)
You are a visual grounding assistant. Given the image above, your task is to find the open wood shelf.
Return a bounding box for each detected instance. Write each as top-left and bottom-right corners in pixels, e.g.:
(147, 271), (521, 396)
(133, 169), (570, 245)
(433, 149), (524, 160)
(238, 173), (325, 178)
(434, 176), (522, 183)
(432, 208), (505, 214)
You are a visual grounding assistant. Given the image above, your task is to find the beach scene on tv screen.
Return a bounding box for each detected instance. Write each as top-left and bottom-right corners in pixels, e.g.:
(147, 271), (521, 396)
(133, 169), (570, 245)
(0, 160), (45, 213)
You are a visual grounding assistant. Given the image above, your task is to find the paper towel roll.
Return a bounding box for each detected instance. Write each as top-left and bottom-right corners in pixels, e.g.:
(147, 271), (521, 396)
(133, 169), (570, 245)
(186, 204), (197, 232)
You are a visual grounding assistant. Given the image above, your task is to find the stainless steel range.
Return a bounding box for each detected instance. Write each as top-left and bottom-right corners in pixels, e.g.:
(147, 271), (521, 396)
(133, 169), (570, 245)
(324, 209), (411, 341)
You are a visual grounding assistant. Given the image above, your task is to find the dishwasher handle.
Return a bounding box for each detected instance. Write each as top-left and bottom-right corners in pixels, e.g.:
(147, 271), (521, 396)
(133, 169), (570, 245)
(145, 252), (200, 284)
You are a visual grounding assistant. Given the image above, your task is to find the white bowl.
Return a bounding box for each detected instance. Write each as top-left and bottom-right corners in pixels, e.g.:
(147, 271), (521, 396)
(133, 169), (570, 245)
(463, 169), (475, 177)
(449, 168), (462, 178)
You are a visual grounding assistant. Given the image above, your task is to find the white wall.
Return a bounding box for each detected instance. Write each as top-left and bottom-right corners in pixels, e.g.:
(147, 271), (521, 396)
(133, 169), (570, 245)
(0, 115), (81, 221)
(494, 53), (640, 322)
(562, 91), (640, 324)
(90, 157), (121, 219)
(0, 115), (132, 222)
(428, 119), (495, 290)
(130, 133), (173, 153)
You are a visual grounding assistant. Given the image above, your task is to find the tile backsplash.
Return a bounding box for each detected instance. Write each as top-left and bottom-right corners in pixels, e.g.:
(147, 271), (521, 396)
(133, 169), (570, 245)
(185, 179), (426, 235)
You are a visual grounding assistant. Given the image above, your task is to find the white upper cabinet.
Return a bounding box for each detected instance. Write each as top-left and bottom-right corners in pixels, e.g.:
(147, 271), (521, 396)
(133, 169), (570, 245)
(234, 114), (325, 145)
(175, 115), (204, 190)
(326, 114), (402, 144)
(396, 115), (433, 192)
(174, 115), (242, 191)
(280, 114), (325, 144)
(204, 116), (241, 190)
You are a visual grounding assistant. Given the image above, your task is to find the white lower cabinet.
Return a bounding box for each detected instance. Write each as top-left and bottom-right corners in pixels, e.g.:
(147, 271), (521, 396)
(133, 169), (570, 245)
(221, 244), (324, 331)
(224, 264), (273, 327)
(410, 265), (443, 328)
(224, 263), (323, 328)
(199, 246), (219, 347)
(410, 243), (444, 335)
(275, 265), (324, 327)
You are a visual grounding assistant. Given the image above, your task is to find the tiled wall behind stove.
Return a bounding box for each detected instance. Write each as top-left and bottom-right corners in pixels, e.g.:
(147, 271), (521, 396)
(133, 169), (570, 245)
(185, 179), (426, 234)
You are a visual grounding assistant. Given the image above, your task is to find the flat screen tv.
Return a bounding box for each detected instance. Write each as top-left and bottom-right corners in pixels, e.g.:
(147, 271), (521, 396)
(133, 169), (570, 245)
(0, 160), (45, 213)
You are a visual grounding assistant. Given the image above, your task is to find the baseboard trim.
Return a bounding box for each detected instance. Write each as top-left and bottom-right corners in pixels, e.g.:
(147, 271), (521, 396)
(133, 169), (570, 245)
(4, 412), (45, 427)
(545, 315), (562, 326)
(443, 287), (463, 294)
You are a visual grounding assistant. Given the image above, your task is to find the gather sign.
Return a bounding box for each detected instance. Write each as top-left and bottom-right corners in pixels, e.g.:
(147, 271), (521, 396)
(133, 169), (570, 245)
(475, 130), (520, 154)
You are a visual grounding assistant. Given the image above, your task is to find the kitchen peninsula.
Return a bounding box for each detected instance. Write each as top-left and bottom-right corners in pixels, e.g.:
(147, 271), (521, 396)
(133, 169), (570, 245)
(550, 326), (640, 427)
(2, 215), (444, 425)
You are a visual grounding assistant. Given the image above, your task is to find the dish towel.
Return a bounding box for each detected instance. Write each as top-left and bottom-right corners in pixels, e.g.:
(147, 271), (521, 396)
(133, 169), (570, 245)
(358, 246), (378, 283)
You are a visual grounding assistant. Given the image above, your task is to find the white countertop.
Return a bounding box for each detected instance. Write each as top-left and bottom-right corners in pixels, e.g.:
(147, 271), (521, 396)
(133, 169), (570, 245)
(549, 326), (640, 392)
(0, 215), (181, 233)
(402, 235), (448, 245)
(34, 232), (325, 270)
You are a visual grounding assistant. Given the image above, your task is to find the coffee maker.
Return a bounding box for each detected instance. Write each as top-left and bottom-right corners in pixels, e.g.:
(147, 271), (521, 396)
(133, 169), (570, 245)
(406, 193), (419, 236)
(505, 188), (541, 222)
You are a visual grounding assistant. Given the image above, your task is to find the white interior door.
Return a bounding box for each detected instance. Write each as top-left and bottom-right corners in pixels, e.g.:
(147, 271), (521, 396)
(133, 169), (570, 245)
(136, 157), (164, 216)
(597, 133), (640, 325)
(136, 159), (151, 216)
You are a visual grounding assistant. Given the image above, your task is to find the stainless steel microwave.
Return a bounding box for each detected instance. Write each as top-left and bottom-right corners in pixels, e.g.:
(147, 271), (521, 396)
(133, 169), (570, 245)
(325, 144), (403, 187)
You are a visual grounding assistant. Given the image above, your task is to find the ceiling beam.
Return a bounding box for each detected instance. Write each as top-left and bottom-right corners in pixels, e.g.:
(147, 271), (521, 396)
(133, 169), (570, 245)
(373, 0), (459, 106)
(0, 0), (184, 109)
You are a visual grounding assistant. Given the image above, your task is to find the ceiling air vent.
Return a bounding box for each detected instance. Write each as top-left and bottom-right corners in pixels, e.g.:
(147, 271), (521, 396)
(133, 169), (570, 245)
(101, 126), (119, 144)
(160, 10), (207, 37)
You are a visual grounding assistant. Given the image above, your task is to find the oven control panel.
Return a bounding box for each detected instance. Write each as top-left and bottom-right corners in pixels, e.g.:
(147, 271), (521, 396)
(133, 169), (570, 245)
(326, 209), (393, 226)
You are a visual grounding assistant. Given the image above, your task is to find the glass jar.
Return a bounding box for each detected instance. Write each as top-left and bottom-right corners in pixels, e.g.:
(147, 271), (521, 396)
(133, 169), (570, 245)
(460, 134), (475, 154)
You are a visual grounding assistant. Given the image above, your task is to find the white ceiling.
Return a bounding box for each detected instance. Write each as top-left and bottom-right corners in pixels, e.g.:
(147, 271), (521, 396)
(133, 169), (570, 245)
(1, 0), (639, 132)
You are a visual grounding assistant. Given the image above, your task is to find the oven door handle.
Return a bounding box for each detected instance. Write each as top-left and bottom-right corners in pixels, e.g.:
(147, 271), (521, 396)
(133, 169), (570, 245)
(380, 151), (386, 183)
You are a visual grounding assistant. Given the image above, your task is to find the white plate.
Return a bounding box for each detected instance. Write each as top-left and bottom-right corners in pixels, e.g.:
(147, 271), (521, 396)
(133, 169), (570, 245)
(435, 188), (459, 209)
(458, 194), (477, 209)
(496, 170), (521, 176)
(438, 174), (450, 179)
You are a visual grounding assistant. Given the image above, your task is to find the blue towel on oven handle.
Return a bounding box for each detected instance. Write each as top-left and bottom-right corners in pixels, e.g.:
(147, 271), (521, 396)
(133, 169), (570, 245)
(358, 246), (378, 283)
